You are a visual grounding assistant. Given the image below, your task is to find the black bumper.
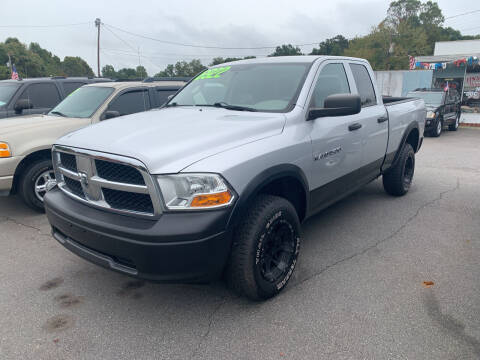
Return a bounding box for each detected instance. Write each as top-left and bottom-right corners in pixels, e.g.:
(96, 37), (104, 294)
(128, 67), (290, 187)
(44, 188), (233, 282)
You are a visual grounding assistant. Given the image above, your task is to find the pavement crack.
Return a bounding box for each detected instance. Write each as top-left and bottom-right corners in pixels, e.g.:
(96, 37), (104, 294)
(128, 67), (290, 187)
(0, 216), (51, 237)
(189, 296), (227, 359)
(292, 179), (460, 290)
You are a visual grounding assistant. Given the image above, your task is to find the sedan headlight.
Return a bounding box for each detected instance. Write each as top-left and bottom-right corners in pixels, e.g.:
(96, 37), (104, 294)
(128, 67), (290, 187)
(426, 111), (436, 119)
(0, 142), (11, 158)
(156, 173), (234, 210)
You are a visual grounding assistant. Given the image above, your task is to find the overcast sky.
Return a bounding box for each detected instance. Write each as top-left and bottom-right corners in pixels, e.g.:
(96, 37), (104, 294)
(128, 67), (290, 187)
(0, 0), (478, 75)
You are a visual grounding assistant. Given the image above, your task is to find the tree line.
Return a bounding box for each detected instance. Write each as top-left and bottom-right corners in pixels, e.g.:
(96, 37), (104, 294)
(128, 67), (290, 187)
(1, 0), (479, 80)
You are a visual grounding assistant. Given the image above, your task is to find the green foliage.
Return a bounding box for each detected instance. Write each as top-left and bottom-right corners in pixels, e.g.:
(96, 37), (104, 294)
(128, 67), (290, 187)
(154, 59), (207, 77)
(100, 64), (149, 79)
(310, 35), (349, 56)
(268, 44), (302, 57)
(209, 56), (256, 66)
(0, 38), (94, 79)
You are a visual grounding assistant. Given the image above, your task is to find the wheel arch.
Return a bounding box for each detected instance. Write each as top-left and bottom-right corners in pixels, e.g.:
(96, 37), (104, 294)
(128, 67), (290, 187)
(227, 164), (309, 229)
(11, 148), (52, 194)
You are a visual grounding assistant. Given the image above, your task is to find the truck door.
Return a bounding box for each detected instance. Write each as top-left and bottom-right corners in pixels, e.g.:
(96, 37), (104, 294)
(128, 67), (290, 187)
(307, 61), (364, 211)
(347, 62), (388, 176)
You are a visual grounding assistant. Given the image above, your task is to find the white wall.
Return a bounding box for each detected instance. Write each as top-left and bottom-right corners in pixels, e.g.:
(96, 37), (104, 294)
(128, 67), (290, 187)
(434, 40), (480, 56)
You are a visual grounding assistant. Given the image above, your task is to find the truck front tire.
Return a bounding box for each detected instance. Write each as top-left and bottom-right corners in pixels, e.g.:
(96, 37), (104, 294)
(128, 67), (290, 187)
(383, 143), (415, 197)
(432, 118), (443, 137)
(19, 159), (55, 212)
(227, 195), (301, 301)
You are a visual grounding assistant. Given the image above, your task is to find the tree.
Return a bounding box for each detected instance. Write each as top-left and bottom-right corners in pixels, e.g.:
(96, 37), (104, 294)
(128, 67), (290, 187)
(101, 64), (116, 78)
(62, 56), (94, 77)
(269, 44), (302, 57)
(154, 59), (207, 77)
(135, 65), (148, 78)
(310, 35), (349, 56)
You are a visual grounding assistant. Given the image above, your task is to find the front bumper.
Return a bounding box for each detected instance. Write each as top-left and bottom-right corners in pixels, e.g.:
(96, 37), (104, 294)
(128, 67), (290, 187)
(44, 187), (233, 282)
(0, 156), (23, 195)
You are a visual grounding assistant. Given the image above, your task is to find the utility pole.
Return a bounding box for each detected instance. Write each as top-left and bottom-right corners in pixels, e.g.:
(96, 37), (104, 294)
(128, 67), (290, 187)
(95, 18), (101, 77)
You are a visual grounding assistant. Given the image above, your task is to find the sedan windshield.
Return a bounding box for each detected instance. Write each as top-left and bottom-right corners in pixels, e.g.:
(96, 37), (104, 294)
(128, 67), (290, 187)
(0, 84), (20, 107)
(169, 63), (310, 112)
(408, 92), (444, 106)
(49, 86), (114, 118)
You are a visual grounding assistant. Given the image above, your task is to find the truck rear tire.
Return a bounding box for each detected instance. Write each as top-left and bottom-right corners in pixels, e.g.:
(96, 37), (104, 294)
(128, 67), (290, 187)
(19, 159), (55, 212)
(226, 195), (301, 301)
(382, 143), (415, 197)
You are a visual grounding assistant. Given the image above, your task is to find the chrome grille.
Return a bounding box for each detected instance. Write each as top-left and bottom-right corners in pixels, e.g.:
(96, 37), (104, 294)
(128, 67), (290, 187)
(52, 145), (162, 217)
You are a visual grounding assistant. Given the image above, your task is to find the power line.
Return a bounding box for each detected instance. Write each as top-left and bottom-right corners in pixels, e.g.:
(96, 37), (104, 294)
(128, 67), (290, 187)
(0, 21), (90, 28)
(103, 23), (318, 50)
(445, 9), (480, 20)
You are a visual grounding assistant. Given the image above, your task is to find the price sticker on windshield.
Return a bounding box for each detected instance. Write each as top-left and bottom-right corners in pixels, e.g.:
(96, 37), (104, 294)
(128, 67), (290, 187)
(195, 66), (231, 80)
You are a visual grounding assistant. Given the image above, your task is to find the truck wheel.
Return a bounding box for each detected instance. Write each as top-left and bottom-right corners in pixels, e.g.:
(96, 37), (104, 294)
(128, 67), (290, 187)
(19, 159), (55, 212)
(383, 143), (415, 197)
(448, 114), (460, 131)
(432, 118), (442, 137)
(227, 195), (301, 301)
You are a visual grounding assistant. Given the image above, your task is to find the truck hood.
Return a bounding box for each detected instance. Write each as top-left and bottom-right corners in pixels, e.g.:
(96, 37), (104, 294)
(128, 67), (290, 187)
(0, 114), (83, 136)
(56, 107), (286, 174)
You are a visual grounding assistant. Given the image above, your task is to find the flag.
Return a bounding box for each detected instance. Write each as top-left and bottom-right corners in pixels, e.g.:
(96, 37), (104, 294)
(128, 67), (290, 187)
(444, 81), (449, 92)
(11, 65), (19, 80)
(408, 55), (416, 70)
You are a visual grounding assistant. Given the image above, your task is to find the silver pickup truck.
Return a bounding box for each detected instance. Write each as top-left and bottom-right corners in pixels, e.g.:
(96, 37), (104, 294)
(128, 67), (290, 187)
(44, 56), (425, 300)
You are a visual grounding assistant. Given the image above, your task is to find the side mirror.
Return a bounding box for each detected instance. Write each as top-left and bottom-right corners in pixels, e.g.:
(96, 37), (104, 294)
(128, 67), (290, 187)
(104, 110), (120, 120)
(308, 94), (361, 120)
(14, 99), (33, 114)
(167, 94), (174, 101)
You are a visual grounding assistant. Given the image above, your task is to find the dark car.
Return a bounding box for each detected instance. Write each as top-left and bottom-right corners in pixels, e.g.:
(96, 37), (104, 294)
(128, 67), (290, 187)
(0, 76), (111, 119)
(406, 88), (461, 137)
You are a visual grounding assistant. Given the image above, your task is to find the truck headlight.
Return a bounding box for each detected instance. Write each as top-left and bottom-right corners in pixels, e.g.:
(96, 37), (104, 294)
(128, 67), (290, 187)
(156, 173), (234, 210)
(0, 142), (11, 158)
(426, 111), (436, 119)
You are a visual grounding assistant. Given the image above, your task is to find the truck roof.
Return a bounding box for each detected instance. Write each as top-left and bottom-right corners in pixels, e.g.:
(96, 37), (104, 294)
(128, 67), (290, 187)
(0, 77), (111, 84)
(216, 55), (370, 67)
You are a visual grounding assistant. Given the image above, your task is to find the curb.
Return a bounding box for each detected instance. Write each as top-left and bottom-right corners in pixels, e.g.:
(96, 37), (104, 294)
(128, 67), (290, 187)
(460, 123), (480, 128)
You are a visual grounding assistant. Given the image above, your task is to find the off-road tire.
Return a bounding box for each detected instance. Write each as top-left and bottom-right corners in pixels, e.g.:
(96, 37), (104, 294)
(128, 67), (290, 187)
(383, 143), (415, 197)
(19, 159), (53, 212)
(226, 195), (301, 301)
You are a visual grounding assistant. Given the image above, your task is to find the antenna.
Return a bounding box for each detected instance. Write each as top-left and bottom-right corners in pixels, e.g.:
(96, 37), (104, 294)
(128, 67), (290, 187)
(95, 18), (101, 77)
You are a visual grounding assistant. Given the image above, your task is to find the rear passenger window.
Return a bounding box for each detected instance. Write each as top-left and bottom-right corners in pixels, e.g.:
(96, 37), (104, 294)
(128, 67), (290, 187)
(310, 63), (350, 108)
(19, 83), (61, 108)
(108, 90), (150, 116)
(350, 63), (377, 107)
(156, 89), (176, 106)
(62, 82), (86, 96)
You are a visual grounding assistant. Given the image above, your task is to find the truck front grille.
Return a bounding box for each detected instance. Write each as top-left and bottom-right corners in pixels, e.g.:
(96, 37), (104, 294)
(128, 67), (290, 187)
(52, 146), (162, 217)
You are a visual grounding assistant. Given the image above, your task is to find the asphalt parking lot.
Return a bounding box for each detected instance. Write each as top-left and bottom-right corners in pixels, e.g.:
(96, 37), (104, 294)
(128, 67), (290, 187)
(1, 128), (479, 360)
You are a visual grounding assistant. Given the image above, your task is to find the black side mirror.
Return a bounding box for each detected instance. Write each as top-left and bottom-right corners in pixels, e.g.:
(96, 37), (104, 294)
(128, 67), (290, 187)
(14, 99), (33, 114)
(167, 94), (174, 101)
(308, 94), (361, 120)
(104, 110), (120, 120)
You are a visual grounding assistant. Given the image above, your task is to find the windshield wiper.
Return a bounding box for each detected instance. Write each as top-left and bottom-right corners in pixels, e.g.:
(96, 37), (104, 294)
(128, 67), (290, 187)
(50, 111), (67, 117)
(213, 102), (257, 112)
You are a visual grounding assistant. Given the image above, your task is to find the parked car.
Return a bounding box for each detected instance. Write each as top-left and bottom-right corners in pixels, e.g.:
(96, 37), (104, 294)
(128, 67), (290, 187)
(0, 76), (112, 119)
(44, 56), (425, 300)
(0, 79), (187, 211)
(406, 88), (461, 137)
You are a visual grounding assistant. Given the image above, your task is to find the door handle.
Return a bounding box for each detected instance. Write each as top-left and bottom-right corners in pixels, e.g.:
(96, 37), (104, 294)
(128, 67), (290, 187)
(348, 123), (362, 131)
(377, 116), (388, 123)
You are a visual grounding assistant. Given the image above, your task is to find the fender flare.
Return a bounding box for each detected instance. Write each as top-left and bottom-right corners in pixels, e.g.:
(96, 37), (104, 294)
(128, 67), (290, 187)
(226, 164), (310, 229)
(384, 121), (420, 172)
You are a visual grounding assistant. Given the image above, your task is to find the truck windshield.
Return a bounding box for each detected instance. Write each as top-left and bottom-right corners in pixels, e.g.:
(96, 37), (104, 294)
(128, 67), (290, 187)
(49, 86), (114, 118)
(0, 84), (20, 107)
(169, 63), (310, 112)
(408, 92), (443, 106)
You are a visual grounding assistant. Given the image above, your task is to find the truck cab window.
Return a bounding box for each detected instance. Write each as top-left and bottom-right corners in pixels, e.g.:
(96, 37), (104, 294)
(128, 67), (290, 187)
(156, 89), (176, 106)
(311, 63), (350, 108)
(62, 82), (86, 96)
(19, 83), (61, 108)
(108, 90), (150, 116)
(350, 63), (377, 107)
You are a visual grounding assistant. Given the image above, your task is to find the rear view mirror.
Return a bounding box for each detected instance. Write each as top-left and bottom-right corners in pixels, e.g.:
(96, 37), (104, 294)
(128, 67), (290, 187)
(14, 99), (33, 114)
(308, 94), (361, 120)
(104, 110), (120, 120)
